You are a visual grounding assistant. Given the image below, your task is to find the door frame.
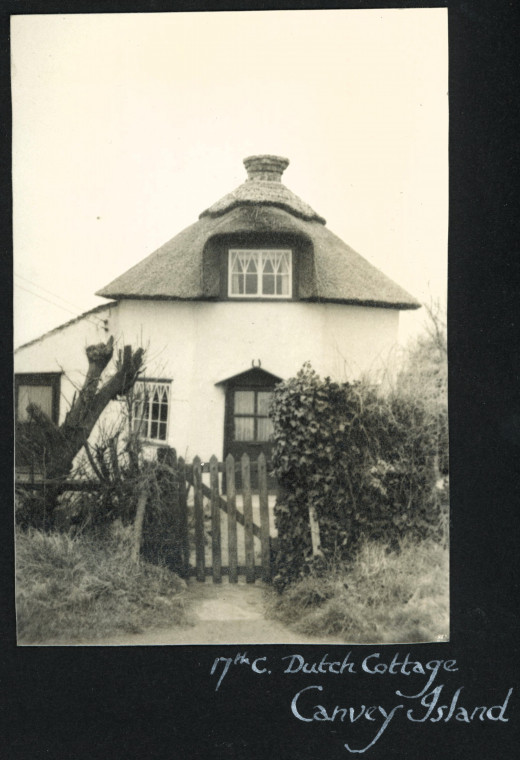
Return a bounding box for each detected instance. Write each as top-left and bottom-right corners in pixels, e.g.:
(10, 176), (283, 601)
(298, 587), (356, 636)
(218, 366), (282, 487)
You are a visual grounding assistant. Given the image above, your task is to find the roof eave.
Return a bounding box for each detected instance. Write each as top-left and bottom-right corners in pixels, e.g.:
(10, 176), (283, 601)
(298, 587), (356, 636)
(299, 297), (421, 311)
(93, 293), (420, 310)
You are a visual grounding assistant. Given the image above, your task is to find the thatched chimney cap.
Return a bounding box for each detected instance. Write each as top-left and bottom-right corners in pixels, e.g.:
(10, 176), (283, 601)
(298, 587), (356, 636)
(243, 155), (289, 182)
(199, 154), (325, 223)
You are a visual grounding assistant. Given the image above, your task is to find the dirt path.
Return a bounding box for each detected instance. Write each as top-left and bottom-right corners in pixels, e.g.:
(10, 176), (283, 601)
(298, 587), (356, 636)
(98, 580), (347, 646)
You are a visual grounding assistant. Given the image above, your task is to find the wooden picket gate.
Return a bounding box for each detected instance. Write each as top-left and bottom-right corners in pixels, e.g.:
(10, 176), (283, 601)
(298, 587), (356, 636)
(183, 452), (274, 584)
(16, 450), (276, 583)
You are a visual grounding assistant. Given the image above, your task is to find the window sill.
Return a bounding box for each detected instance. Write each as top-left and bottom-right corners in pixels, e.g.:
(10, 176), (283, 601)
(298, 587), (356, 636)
(234, 441), (273, 446)
(226, 296), (294, 302)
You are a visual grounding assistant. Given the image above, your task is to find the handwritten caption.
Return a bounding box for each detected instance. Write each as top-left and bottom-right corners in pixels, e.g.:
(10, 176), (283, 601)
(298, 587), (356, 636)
(210, 651), (513, 753)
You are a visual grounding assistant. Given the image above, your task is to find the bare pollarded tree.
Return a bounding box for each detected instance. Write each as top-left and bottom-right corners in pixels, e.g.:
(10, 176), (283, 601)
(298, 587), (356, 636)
(18, 337), (144, 525)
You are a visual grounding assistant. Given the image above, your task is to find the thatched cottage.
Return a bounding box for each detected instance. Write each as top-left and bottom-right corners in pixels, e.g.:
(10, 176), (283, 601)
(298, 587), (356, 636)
(15, 155), (419, 465)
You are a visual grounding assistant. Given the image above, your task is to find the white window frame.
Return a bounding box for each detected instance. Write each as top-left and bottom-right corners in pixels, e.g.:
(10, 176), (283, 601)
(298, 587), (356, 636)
(132, 379), (171, 444)
(228, 248), (292, 298)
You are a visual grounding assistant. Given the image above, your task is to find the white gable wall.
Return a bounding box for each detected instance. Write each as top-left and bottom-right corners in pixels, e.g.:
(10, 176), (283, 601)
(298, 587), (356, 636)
(15, 299), (399, 463)
(115, 299), (399, 460)
(15, 304), (117, 425)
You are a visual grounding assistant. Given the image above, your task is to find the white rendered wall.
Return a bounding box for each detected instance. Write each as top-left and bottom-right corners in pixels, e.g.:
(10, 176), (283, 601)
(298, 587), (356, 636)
(15, 299), (399, 462)
(15, 304), (117, 425)
(115, 300), (400, 461)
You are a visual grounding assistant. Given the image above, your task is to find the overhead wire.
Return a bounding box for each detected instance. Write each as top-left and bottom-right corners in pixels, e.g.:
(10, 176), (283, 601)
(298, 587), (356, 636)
(14, 272), (108, 325)
(14, 272), (94, 314)
(14, 282), (107, 330)
(14, 272), (108, 327)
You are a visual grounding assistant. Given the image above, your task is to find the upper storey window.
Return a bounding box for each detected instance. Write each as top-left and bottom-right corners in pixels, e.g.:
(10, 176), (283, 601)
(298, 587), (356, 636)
(228, 249), (292, 298)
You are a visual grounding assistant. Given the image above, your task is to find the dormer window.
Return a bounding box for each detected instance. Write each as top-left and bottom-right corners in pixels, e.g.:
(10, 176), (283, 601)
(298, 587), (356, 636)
(228, 249), (292, 298)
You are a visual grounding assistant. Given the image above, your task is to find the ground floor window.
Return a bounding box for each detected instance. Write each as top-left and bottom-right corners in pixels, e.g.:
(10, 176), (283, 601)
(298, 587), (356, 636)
(233, 389), (274, 442)
(220, 366), (282, 488)
(15, 373), (61, 424)
(132, 379), (171, 442)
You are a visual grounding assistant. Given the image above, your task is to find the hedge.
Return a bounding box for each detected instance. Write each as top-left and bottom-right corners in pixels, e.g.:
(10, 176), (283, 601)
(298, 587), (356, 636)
(270, 363), (446, 589)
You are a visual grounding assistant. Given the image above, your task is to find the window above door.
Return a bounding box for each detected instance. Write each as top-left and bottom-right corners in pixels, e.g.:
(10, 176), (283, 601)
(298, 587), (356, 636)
(228, 249), (292, 298)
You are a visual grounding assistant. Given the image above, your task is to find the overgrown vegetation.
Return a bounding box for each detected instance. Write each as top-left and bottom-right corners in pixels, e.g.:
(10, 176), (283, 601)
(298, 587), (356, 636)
(16, 522), (190, 644)
(16, 338), (144, 529)
(16, 358), (192, 642)
(16, 373), (189, 575)
(266, 537), (449, 643)
(270, 302), (448, 591)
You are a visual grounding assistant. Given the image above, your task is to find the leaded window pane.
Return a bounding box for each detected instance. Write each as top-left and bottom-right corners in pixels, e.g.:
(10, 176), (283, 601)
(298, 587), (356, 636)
(160, 401), (168, 422)
(133, 381), (170, 442)
(278, 250), (290, 273)
(245, 273), (257, 294)
(232, 273), (241, 293)
(257, 417), (274, 442)
(229, 249), (292, 297)
(234, 391), (255, 414)
(17, 385), (53, 421)
(158, 422), (167, 441)
(246, 256), (258, 272)
(257, 391), (273, 416)
(262, 274), (275, 295)
(235, 417), (255, 441)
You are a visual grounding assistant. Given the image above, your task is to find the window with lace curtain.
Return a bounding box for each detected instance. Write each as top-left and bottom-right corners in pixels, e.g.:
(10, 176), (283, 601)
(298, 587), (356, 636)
(228, 249), (292, 298)
(233, 389), (274, 442)
(132, 380), (171, 442)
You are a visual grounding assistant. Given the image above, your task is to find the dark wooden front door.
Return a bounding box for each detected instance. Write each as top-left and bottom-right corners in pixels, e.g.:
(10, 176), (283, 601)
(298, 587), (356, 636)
(223, 368), (279, 488)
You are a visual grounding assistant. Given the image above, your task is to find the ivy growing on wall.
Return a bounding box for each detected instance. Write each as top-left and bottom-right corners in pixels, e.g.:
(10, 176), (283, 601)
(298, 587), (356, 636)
(270, 363), (447, 590)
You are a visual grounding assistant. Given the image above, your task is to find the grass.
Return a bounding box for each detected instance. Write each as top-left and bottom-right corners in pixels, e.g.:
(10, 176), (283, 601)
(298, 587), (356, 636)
(265, 537), (449, 643)
(16, 522), (191, 644)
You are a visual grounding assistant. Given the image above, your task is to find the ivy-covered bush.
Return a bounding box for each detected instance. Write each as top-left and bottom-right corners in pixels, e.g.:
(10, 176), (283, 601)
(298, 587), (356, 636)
(270, 363), (447, 590)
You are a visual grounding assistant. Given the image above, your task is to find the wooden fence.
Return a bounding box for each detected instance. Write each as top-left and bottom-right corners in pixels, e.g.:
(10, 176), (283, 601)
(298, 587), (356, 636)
(16, 451), (275, 584)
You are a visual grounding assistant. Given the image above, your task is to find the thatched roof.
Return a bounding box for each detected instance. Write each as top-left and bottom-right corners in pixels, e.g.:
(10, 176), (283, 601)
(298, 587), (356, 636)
(97, 155), (420, 310)
(200, 155), (326, 224)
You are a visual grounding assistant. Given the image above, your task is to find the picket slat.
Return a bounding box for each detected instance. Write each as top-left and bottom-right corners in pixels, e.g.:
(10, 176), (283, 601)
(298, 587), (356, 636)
(193, 456), (205, 582)
(25, 450), (277, 585)
(177, 457), (190, 576)
(188, 566), (265, 579)
(210, 455), (221, 583)
(184, 467), (261, 539)
(258, 453), (271, 582)
(241, 453), (255, 584)
(226, 454), (238, 583)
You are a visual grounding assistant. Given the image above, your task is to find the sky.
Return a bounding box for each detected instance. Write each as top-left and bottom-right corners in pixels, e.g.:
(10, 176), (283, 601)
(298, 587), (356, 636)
(12, 9), (448, 349)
